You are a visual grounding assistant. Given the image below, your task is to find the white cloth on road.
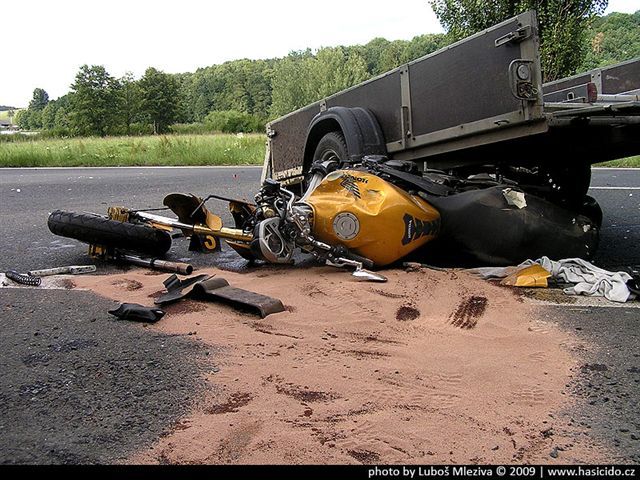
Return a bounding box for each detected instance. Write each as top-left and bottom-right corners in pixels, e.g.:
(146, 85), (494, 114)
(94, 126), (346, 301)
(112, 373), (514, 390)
(468, 256), (633, 303)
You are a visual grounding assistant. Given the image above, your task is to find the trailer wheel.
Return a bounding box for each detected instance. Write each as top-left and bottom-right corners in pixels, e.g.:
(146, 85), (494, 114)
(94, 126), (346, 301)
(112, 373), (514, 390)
(312, 131), (349, 164)
(48, 210), (172, 256)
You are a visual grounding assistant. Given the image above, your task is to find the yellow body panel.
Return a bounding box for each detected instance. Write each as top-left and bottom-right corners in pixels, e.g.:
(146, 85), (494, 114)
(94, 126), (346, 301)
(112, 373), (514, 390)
(306, 170), (441, 266)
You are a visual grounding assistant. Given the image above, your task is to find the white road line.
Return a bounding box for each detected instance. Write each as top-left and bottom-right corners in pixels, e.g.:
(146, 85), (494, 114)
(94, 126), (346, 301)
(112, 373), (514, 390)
(589, 186), (640, 190)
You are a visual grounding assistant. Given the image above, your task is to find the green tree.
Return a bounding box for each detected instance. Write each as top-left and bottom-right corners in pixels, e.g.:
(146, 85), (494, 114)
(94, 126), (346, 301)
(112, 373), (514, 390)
(41, 102), (58, 130)
(54, 106), (71, 130)
(270, 47), (369, 117)
(353, 37), (391, 75)
(118, 72), (142, 135)
(139, 67), (179, 134)
(28, 88), (49, 111)
(580, 10), (640, 70)
(401, 33), (449, 63)
(430, 0), (609, 81)
(15, 109), (31, 130)
(69, 65), (120, 136)
(269, 50), (314, 117)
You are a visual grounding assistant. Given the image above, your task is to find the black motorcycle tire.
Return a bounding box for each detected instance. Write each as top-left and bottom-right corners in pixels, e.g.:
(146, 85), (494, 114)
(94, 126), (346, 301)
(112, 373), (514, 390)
(48, 210), (172, 256)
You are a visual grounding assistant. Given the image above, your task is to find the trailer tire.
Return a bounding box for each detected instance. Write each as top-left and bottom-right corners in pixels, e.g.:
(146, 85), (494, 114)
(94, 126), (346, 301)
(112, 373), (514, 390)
(312, 131), (349, 165)
(48, 210), (172, 256)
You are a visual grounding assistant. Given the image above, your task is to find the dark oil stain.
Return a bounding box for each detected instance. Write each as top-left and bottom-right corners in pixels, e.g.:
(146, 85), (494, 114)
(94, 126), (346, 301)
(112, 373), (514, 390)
(450, 296), (487, 329)
(275, 383), (337, 403)
(396, 305), (420, 321)
(342, 350), (390, 359)
(325, 403), (378, 423)
(347, 449), (381, 464)
(206, 392), (253, 414)
(371, 288), (406, 299)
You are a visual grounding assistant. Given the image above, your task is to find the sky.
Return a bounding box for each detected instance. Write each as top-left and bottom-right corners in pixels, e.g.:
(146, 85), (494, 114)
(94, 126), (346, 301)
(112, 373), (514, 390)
(2, 0), (639, 107)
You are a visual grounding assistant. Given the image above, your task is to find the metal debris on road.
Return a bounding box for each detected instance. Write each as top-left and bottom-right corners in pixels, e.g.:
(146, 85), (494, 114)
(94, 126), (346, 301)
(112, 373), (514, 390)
(28, 265), (96, 276)
(5, 270), (41, 287)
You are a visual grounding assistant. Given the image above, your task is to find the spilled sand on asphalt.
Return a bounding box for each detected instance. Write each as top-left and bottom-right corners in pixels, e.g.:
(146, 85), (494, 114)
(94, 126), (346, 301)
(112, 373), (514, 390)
(74, 266), (606, 464)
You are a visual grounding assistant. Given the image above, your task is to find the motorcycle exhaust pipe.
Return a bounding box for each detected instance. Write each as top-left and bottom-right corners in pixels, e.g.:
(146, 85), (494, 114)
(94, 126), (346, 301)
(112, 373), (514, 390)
(118, 253), (193, 275)
(134, 211), (253, 242)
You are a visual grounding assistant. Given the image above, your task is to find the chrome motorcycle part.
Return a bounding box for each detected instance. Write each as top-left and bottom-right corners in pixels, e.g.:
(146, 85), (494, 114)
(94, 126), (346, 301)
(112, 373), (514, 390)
(255, 217), (294, 264)
(326, 257), (387, 283)
(333, 212), (360, 240)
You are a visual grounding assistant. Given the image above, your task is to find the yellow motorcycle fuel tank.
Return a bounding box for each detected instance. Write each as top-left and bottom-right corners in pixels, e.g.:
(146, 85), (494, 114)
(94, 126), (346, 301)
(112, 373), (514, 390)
(305, 170), (441, 266)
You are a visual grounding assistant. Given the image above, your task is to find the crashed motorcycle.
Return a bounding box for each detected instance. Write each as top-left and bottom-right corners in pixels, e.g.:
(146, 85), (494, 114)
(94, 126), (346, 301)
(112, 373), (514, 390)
(48, 156), (601, 280)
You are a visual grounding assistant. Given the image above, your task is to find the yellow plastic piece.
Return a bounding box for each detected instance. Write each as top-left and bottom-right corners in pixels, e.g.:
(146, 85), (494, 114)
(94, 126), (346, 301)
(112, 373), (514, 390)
(306, 170), (440, 266)
(501, 264), (551, 288)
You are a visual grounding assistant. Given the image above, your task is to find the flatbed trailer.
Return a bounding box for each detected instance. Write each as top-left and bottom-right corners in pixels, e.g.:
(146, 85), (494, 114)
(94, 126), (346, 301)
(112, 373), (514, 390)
(263, 10), (640, 203)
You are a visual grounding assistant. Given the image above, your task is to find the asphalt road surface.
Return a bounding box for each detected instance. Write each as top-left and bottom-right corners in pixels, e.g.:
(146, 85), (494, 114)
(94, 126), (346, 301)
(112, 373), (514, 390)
(0, 166), (638, 463)
(1, 166), (639, 272)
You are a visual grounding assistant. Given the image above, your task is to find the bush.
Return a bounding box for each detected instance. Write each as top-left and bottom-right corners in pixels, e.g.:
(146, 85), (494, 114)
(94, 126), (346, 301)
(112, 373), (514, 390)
(204, 110), (265, 133)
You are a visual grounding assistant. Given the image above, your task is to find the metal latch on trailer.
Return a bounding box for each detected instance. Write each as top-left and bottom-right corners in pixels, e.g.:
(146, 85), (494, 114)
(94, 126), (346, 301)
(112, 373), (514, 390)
(495, 25), (532, 47)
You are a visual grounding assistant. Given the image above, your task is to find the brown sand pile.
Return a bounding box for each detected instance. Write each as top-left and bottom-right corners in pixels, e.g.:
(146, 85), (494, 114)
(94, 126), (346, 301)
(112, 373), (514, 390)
(74, 266), (603, 464)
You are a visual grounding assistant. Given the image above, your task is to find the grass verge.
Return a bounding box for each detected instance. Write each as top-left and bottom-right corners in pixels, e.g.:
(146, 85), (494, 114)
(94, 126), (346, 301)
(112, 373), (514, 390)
(1, 133), (638, 169)
(0, 134), (266, 167)
(595, 156), (640, 168)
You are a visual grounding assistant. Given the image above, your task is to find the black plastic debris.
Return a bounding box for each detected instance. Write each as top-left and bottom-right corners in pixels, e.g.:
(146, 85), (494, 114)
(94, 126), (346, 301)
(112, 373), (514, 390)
(108, 303), (165, 323)
(155, 274), (285, 318)
(191, 277), (285, 318)
(155, 274), (211, 304)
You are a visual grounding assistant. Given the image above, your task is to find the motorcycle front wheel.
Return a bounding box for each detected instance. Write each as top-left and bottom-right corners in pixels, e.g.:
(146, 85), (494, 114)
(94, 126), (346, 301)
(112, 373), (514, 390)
(48, 210), (172, 256)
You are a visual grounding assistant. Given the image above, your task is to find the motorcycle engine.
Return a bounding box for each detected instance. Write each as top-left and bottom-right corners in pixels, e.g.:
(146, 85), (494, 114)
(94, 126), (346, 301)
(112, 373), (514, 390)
(248, 179), (315, 264)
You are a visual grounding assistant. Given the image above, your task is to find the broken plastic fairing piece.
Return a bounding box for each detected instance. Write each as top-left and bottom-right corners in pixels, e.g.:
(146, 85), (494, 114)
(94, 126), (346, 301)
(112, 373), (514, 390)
(108, 303), (165, 322)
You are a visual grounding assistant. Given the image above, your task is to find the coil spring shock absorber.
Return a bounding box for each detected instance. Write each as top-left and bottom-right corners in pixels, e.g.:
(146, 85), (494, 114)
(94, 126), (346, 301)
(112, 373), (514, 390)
(5, 270), (42, 287)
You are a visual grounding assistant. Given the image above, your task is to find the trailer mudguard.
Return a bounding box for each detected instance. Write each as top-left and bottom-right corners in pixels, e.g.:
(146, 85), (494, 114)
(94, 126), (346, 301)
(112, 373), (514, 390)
(302, 106), (386, 171)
